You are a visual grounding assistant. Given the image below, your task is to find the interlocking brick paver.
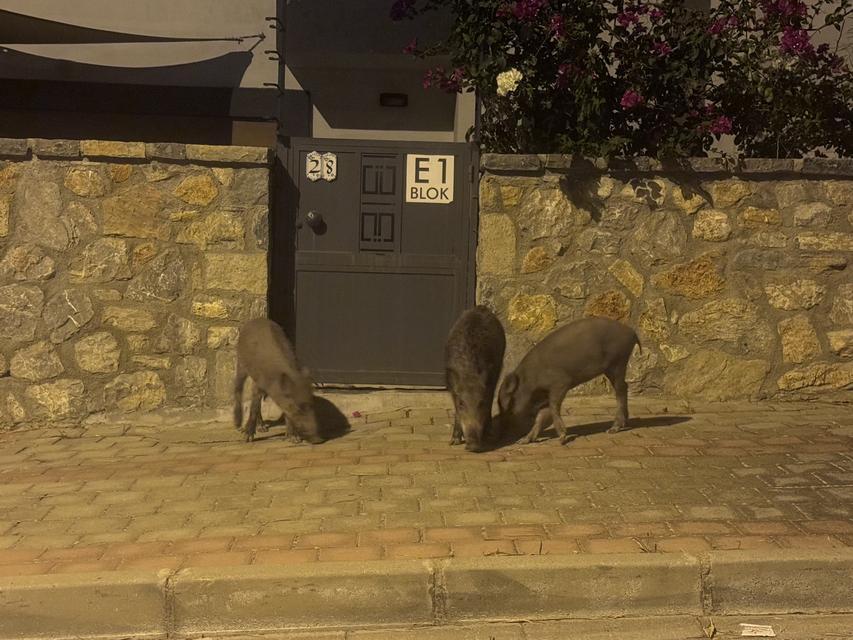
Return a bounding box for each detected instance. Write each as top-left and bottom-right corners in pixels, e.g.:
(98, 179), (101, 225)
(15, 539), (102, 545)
(0, 398), (850, 575)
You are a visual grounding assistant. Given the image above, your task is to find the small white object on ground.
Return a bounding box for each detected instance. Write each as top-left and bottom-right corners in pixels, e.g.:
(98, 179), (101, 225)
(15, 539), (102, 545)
(740, 623), (776, 637)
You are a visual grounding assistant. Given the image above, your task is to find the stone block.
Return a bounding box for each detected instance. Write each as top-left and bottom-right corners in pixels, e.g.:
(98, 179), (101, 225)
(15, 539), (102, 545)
(15, 176), (70, 250)
(663, 350), (769, 401)
(765, 279), (826, 310)
(32, 139), (81, 158)
(10, 341), (64, 381)
(75, 332), (121, 373)
(104, 371), (166, 412)
(584, 290), (631, 321)
(185, 144), (269, 164)
(81, 140), (146, 158)
(0, 284), (44, 346)
(171, 563), (432, 633)
(102, 307), (157, 332)
(174, 173), (219, 206)
(445, 554), (701, 620)
(108, 164), (133, 183)
(155, 314), (201, 355)
(175, 356), (208, 402)
(0, 571), (167, 639)
(145, 142), (186, 160)
(827, 329), (853, 358)
(608, 259), (644, 296)
(125, 249), (187, 303)
(478, 215), (516, 275)
(793, 202), (833, 227)
(482, 154), (542, 172)
(102, 185), (166, 239)
(69, 238), (131, 282)
(203, 253), (267, 294)
(778, 315), (821, 364)
(0, 244), (55, 281)
(25, 379), (87, 420)
(708, 550), (853, 615)
(207, 326), (240, 349)
(0, 195), (9, 237)
(777, 361), (853, 394)
(740, 206), (781, 227)
(176, 211), (244, 248)
(0, 138), (29, 157)
(678, 298), (773, 356)
(628, 210), (688, 267)
(64, 167), (108, 197)
(692, 209), (731, 241)
(507, 293), (557, 336)
(192, 295), (243, 320)
(43, 289), (94, 343)
(830, 285), (853, 325)
(796, 232), (853, 252)
(520, 246), (552, 274)
(651, 255), (724, 299)
(710, 180), (751, 208)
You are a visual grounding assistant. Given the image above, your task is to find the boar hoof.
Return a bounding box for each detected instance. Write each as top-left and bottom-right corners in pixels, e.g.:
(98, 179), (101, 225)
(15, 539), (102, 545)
(243, 431), (255, 443)
(257, 421), (270, 433)
(516, 435), (534, 445)
(559, 434), (577, 445)
(449, 435), (463, 446)
(608, 422), (625, 433)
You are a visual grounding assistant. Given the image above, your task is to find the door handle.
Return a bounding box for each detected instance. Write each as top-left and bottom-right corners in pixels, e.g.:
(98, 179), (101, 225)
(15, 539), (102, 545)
(297, 210), (325, 232)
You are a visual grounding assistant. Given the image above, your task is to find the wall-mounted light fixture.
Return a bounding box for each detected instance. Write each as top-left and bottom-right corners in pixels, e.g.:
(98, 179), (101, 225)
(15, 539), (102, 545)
(379, 93), (408, 107)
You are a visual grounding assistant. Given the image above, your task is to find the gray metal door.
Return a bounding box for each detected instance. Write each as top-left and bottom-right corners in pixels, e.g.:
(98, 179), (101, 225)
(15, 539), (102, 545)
(287, 138), (476, 386)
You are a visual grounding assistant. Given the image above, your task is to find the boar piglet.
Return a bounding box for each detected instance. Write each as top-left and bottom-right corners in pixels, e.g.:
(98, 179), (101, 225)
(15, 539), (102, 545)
(498, 317), (640, 445)
(233, 318), (324, 444)
(445, 306), (506, 452)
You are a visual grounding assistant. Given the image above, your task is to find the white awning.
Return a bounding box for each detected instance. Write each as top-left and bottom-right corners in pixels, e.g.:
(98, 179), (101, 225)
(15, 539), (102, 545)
(1, 40), (257, 69)
(0, 0), (275, 40)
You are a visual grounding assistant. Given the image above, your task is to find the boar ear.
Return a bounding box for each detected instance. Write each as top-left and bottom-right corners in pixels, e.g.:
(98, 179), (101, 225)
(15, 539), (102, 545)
(502, 372), (519, 394)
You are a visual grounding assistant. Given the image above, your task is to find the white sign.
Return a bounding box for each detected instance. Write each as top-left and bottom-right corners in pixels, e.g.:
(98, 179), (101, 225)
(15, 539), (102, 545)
(306, 151), (337, 182)
(406, 154), (454, 204)
(321, 152), (337, 182)
(306, 151), (322, 182)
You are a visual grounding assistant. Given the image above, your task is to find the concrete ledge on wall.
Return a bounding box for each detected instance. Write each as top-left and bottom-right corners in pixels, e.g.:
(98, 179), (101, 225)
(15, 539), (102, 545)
(0, 137), (271, 165)
(482, 153), (853, 177)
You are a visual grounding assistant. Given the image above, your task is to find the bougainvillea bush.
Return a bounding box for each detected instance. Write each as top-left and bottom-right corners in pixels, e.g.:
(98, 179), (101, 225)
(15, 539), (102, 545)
(392, 0), (853, 159)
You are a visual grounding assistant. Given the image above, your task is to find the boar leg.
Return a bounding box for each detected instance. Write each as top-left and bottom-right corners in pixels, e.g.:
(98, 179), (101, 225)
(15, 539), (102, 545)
(244, 383), (263, 442)
(233, 363), (247, 432)
(449, 412), (464, 446)
(605, 365), (629, 433)
(517, 406), (552, 444)
(548, 385), (574, 444)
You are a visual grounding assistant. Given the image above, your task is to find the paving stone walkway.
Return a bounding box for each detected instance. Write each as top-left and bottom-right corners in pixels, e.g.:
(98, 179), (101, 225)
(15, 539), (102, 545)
(0, 396), (851, 577)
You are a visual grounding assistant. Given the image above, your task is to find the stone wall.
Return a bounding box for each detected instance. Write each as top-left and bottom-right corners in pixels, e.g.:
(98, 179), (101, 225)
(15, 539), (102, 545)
(478, 155), (853, 401)
(0, 139), (270, 427)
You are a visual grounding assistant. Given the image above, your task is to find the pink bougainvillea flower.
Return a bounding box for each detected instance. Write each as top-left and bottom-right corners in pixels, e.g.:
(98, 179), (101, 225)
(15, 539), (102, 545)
(510, 0), (547, 20)
(653, 41), (672, 56)
(620, 89), (645, 109)
(616, 10), (640, 27)
(780, 26), (814, 56)
(761, 0), (807, 19)
(555, 62), (578, 88)
(708, 16), (738, 34)
(649, 7), (664, 21)
(402, 37), (418, 55)
(550, 14), (566, 38)
(389, 0), (414, 21)
(709, 115), (733, 134)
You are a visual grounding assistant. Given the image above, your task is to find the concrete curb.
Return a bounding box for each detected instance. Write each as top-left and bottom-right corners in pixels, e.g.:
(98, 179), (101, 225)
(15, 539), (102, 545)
(1, 551), (851, 639)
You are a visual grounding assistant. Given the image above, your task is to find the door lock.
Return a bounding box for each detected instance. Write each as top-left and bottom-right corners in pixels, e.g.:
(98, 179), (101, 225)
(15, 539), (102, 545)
(297, 210), (325, 232)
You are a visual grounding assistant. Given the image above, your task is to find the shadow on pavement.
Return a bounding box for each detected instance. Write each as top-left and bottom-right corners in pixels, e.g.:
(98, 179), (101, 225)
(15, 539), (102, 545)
(481, 414), (693, 451)
(248, 396), (352, 443)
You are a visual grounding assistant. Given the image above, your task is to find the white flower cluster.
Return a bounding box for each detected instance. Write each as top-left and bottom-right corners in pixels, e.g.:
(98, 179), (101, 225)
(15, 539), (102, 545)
(496, 68), (523, 96)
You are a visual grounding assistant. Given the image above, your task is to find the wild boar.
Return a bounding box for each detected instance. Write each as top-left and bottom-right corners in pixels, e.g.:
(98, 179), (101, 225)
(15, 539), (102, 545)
(498, 317), (640, 445)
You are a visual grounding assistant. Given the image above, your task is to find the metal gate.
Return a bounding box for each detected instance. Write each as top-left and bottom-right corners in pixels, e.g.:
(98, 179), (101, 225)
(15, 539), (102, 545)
(278, 138), (477, 387)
